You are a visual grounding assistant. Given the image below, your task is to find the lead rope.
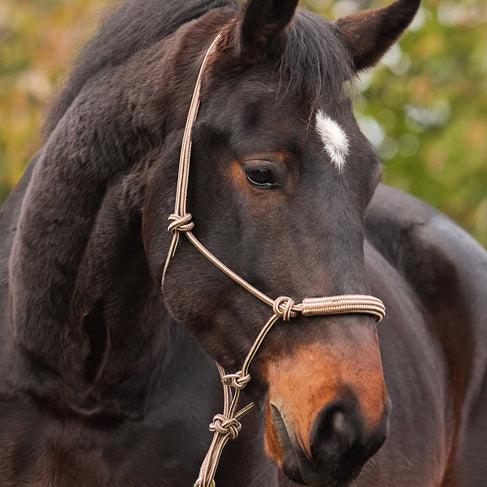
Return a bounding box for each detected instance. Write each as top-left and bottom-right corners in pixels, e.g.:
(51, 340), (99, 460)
(161, 34), (386, 487)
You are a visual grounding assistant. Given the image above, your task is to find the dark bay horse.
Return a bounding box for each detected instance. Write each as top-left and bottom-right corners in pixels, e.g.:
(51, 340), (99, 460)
(1, 0), (486, 485)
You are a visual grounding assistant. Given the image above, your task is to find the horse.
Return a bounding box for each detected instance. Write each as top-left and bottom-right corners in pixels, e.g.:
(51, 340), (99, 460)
(1, 0), (486, 485)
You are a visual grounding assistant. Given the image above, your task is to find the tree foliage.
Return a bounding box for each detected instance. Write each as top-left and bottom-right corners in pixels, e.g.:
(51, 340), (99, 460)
(1, 0), (486, 245)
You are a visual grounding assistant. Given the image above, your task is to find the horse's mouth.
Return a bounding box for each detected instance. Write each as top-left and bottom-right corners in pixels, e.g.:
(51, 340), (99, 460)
(269, 404), (307, 484)
(268, 403), (383, 487)
(269, 404), (334, 487)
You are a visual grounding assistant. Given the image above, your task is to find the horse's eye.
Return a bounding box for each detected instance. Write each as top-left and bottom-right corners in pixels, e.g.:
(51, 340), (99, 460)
(244, 162), (281, 189)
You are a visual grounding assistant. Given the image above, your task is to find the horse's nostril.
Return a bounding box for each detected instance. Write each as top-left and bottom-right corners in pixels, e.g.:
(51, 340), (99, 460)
(310, 402), (362, 464)
(308, 398), (389, 482)
(331, 410), (355, 450)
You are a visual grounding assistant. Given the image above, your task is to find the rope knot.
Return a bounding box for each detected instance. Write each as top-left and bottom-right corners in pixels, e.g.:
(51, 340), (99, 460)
(273, 296), (296, 321)
(168, 213), (194, 234)
(221, 371), (251, 390)
(209, 414), (241, 440)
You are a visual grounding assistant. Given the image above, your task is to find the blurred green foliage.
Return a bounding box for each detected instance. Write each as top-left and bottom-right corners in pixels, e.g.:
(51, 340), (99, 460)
(0, 0), (106, 198)
(1, 0), (486, 245)
(306, 0), (487, 246)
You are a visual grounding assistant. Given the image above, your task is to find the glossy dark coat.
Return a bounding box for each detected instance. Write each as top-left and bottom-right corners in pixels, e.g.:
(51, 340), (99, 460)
(1, 0), (486, 486)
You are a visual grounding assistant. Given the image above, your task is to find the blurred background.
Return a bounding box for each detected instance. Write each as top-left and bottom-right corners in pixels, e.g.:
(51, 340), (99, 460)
(0, 0), (486, 245)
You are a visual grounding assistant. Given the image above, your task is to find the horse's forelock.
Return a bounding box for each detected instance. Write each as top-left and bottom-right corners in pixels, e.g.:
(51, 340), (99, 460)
(214, 9), (355, 108)
(277, 11), (355, 109)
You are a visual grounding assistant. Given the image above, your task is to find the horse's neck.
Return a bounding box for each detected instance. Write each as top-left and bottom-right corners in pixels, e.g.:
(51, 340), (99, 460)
(2, 13), (221, 420)
(0, 155), (38, 361)
(5, 145), (169, 420)
(1, 166), (273, 482)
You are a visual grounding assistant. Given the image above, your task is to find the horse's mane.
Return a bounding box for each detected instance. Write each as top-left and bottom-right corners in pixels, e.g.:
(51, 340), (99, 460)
(44, 0), (353, 137)
(44, 0), (239, 136)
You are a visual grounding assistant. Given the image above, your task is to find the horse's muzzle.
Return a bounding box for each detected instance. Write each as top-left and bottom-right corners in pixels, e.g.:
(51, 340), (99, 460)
(262, 335), (389, 486)
(270, 396), (390, 486)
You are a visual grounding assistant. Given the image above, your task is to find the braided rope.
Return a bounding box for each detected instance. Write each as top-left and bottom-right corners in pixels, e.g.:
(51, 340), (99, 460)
(161, 34), (387, 487)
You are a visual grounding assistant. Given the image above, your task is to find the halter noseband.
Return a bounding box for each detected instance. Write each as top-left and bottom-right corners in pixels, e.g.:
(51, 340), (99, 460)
(161, 34), (386, 487)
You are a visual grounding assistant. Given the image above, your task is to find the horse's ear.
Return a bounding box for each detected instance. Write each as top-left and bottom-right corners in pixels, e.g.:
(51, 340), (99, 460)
(237, 0), (299, 59)
(336, 0), (420, 71)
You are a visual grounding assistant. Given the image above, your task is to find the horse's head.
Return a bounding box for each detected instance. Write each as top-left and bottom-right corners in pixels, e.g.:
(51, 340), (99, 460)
(144, 0), (420, 484)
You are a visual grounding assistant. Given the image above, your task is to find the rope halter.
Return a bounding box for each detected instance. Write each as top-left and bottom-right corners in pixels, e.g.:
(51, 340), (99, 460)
(161, 33), (386, 487)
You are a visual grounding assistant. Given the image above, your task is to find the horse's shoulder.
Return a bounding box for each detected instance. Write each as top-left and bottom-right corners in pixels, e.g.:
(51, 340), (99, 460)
(366, 183), (487, 336)
(367, 183), (487, 274)
(366, 189), (487, 476)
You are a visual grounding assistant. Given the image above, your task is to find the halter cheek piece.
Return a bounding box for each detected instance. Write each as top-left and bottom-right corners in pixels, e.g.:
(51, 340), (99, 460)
(161, 34), (386, 487)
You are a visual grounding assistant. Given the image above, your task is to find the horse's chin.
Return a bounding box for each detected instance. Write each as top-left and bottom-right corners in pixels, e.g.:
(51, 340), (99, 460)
(282, 461), (361, 487)
(281, 453), (362, 487)
(280, 450), (363, 487)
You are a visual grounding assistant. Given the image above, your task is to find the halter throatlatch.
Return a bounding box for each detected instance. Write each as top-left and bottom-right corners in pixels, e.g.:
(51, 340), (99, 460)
(162, 34), (386, 487)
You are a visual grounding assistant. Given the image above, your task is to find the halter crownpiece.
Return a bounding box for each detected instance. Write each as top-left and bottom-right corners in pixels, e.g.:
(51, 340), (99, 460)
(162, 33), (386, 487)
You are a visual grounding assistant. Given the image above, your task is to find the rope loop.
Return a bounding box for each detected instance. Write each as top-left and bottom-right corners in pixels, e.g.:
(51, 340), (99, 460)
(273, 296), (297, 321)
(209, 414), (242, 440)
(168, 213), (194, 234)
(221, 371), (251, 389)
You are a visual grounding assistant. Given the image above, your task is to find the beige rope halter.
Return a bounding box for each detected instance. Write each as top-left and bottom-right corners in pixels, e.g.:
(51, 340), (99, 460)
(161, 33), (386, 487)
